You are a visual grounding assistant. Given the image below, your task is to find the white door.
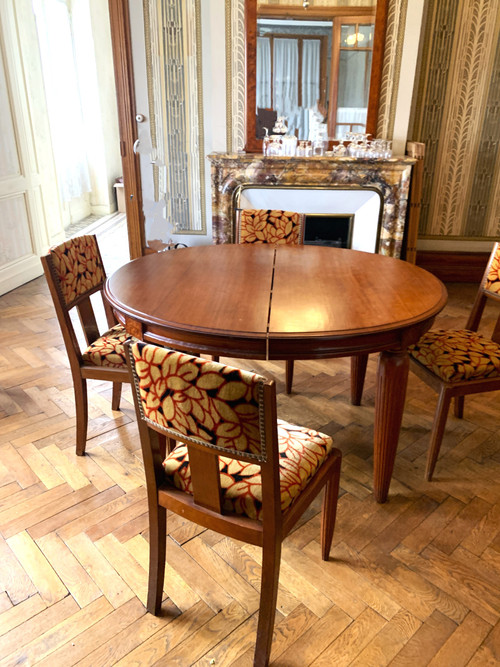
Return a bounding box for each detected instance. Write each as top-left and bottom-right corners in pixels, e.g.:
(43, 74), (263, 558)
(0, 0), (63, 296)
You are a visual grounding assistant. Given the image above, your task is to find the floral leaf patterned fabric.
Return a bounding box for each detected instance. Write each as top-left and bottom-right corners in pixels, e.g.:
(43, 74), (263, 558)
(409, 329), (500, 382)
(238, 209), (305, 245)
(163, 419), (334, 520)
(484, 244), (500, 295)
(50, 235), (105, 306)
(82, 324), (129, 368)
(130, 341), (265, 457)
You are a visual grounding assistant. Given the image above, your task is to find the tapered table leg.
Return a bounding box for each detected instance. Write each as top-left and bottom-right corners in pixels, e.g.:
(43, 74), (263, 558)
(373, 348), (409, 503)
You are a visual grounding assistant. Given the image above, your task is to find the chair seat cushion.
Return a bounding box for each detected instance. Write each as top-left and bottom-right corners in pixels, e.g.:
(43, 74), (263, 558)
(163, 419), (334, 520)
(82, 324), (129, 368)
(410, 329), (500, 382)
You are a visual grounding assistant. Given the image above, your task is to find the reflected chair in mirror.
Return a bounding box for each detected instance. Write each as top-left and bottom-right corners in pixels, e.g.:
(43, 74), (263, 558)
(409, 242), (500, 481)
(235, 208), (306, 394)
(126, 341), (342, 667)
(41, 234), (131, 456)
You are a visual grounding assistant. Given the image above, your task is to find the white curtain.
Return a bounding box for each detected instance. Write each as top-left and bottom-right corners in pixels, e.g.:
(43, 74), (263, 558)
(32, 0), (91, 202)
(273, 38), (298, 119)
(302, 40), (320, 109)
(256, 37), (272, 109)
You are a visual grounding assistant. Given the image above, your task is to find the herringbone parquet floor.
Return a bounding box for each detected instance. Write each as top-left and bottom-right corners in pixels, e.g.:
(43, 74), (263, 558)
(1, 240), (500, 664)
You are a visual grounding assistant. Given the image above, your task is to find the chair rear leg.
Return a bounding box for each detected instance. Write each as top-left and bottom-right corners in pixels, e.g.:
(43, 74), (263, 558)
(286, 360), (294, 394)
(425, 388), (452, 482)
(111, 382), (122, 411)
(255, 537), (281, 667)
(321, 452), (342, 560)
(147, 504), (167, 615)
(454, 395), (464, 419)
(75, 377), (88, 456)
(351, 354), (368, 405)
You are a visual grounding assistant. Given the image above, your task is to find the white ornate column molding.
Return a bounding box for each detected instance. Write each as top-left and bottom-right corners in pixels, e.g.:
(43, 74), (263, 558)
(376, 0), (408, 141)
(143, 0), (206, 235)
(226, 0), (246, 153)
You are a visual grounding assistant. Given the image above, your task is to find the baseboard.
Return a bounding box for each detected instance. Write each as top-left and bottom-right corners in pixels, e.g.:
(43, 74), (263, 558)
(416, 251), (489, 283)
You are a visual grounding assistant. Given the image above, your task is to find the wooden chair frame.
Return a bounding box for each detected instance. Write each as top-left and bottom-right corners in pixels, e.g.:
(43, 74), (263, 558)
(41, 235), (130, 455)
(410, 242), (500, 480)
(126, 342), (342, 667)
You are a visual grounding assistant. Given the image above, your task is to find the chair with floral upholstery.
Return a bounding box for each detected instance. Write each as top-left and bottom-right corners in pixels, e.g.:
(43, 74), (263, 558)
(236, 208), (305, 245)
(126, 340), (342, 667)
(409, 242), (500, 480)
(41, 234), (131, 455)
(234, 208), (305, 393)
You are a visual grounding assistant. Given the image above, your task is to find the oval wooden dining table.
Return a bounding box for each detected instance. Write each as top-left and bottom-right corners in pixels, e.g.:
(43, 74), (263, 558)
(105, 244), (447, 502)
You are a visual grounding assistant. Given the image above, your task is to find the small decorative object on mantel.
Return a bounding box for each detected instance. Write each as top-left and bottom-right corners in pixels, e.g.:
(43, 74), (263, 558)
(262, 130), (392, 159)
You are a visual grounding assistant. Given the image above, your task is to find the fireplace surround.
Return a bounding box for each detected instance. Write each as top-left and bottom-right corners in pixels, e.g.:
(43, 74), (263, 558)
(208, 153), (417, 258)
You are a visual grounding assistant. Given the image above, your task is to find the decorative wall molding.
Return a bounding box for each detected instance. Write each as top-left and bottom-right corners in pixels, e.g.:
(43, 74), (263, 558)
(410, 0), (500, 242)
(227, 0), (246, 153)
(143, 0), (206, 236)
(376, 0), (407, 140)
(430, 0), (498, 237)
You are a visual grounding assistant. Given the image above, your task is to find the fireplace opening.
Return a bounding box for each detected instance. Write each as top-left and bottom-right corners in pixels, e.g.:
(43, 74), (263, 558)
(303, 214), (354, 248)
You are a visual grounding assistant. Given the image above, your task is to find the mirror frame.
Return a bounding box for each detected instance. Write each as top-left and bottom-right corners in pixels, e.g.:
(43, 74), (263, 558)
(244, 0), (388, 153)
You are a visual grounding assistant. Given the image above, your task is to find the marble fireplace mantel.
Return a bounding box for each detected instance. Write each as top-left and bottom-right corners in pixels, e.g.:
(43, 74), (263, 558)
(208, 153), (416, 258)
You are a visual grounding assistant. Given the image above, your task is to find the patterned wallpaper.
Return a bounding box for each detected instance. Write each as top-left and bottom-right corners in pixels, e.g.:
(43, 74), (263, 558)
(409, 0), (500, 241)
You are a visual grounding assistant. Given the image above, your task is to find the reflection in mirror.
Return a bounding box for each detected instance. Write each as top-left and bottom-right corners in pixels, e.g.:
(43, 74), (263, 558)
(245, 1), (386, 153)
(256, 10), (375, 141)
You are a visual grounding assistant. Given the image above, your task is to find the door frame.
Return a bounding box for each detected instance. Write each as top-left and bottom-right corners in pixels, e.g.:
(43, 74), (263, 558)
(108, 0), (144, 259)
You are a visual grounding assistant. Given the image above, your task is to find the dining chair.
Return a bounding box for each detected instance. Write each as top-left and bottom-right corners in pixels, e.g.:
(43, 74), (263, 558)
(41, 234), (131, 455)
(234, 208), (305, 393)
(126, 340), (342, 667)
(236, 208), (305, 245)
(409, 242), (500, 480)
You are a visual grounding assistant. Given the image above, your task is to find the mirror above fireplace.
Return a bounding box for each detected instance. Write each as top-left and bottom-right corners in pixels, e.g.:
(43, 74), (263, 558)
(244, 0), (388, 152)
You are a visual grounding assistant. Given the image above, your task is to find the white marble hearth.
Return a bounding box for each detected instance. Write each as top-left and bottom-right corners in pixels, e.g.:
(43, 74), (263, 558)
(237, 187), (382, 253)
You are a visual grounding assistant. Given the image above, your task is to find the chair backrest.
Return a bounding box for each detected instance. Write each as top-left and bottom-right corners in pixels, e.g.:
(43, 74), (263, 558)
(41, 235), (116, 367)
(466, 242), (500, 342)
(483, 242), (500, 297)
(236, 209), (305, 245)
(126, 340), (281, 517)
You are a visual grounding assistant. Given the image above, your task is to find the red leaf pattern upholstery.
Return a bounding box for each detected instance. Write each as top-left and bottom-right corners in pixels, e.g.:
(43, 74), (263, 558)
(409, 329), (500, 382)
(130, 342), (264, 457)
(162, 420), (333, 520)
(484, 244), (500, 295)
(82, 324), (129, 368)
(238, 209), (305, 245)
(129, 341), (334, 520)
(49, 235), (105, 306)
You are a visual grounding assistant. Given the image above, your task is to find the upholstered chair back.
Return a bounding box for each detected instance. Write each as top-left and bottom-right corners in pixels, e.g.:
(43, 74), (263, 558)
(483, 242), (500, 299)
(236, 209), (305, 245)
(128, 340), (266, 460)
(48, 235), (106, 307)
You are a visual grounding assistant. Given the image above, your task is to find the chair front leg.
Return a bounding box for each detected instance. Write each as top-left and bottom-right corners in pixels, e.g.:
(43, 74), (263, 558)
(111, 382), (122, 411)
(147, 503), (167, 615)
(255, 536), (281, 667)
(74, 376), (88, 456)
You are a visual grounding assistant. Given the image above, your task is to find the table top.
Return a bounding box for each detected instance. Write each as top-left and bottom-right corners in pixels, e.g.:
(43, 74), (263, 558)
(105, 244), (447, 359)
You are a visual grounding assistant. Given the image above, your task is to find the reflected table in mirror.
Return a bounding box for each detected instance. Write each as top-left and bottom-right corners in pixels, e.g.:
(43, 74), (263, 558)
(105, 244), (447, 502)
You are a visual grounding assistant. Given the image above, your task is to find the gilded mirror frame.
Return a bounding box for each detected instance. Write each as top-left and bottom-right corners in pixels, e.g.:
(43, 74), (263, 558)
(244, 0), (389, 153)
